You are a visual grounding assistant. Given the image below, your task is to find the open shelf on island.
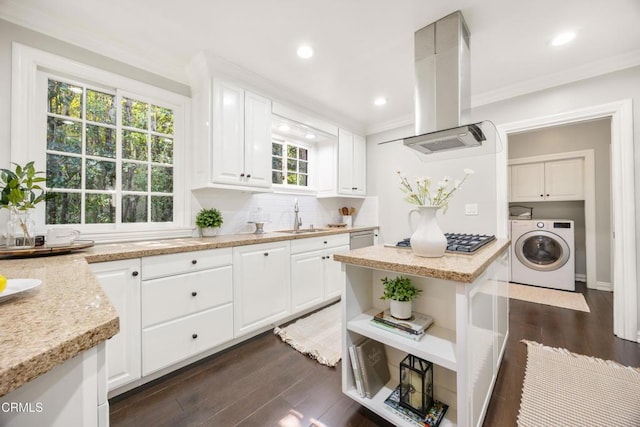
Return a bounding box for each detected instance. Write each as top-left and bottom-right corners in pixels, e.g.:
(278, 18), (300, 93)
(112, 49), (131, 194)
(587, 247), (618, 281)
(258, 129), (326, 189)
(345, 379), (457, 427)
(347, 309), (457, 371)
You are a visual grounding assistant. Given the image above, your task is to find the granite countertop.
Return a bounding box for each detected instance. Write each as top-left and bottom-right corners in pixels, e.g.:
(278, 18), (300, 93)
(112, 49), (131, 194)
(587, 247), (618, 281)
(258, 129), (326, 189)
(83, 226), (378, 263)
(0, 254), (119, 397)
(334, 239), (510, 283)
(0, 225), (376, 397)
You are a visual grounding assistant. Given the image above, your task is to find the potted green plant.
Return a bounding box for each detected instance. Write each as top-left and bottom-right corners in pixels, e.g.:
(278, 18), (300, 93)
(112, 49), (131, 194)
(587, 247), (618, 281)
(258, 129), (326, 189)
(380, 275), (422, 319)
(0, 162), (49, 248)
(195, 208), (223, 237)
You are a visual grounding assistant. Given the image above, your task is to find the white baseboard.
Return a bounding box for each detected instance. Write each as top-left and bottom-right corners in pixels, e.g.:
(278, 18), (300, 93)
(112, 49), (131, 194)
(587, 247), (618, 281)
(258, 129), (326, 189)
(575, 274), (587, 283)
(596, 281), (613, 292)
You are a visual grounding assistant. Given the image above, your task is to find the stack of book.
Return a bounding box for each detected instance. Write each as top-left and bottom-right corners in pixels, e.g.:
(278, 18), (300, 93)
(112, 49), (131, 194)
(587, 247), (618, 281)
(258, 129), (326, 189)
(348, 338), (390, 398)
(383, 385), (449, 427)
(369, 309), (434, 341)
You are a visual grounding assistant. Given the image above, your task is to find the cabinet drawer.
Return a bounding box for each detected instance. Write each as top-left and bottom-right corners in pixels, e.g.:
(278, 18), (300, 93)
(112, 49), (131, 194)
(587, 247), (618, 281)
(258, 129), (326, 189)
(290, 233), (350, 254)
(142, 304), (233, 375)
(142, 266), (232, 327)
(142, 247), (232, 279)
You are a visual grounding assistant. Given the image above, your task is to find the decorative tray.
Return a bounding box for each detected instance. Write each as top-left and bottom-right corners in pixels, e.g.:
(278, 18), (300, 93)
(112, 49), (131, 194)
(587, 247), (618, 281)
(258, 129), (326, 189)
(327, 223), (348, 228)
(0, 240), (95, 259)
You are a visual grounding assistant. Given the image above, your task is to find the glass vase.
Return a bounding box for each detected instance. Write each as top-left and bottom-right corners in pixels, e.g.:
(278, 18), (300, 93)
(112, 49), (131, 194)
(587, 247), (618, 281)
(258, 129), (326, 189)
(7, 210), (36, 249)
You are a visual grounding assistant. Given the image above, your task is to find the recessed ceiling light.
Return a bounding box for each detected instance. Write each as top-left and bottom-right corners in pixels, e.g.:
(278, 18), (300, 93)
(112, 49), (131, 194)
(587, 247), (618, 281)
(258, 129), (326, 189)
(297, 45), (314, 59)
(278, 124), (291, 132)
(305, 133), (316, 140)
(550, 31), (576, 47)
(374, 97), (387, 106)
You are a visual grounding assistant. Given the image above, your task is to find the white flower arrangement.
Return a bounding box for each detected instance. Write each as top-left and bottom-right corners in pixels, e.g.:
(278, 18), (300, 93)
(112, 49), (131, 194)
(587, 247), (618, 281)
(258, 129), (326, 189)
(397, 168), (474, 212)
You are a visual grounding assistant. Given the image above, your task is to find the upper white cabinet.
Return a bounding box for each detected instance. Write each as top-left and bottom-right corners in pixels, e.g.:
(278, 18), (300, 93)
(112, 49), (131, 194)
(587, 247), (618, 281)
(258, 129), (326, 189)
(510, 158), (584, 202)
(338, 129), (367, 196)
(211, 80), (272, 188)
(90, 259), (141, 392)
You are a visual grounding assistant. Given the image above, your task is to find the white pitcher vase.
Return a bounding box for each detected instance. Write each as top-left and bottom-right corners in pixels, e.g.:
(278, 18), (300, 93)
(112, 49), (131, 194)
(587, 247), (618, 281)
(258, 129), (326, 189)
(408, 206), (447, 257)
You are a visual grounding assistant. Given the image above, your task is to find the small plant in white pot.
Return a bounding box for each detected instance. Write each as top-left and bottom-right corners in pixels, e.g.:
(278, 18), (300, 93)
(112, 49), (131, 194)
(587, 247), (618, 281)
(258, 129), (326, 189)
(380, 275), (422, 320)
(195, 208), (223, 237)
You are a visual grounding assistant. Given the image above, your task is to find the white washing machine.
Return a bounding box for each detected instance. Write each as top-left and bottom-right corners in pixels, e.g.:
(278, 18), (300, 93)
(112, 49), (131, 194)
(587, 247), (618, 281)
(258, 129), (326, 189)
(510, 219), (575, 291)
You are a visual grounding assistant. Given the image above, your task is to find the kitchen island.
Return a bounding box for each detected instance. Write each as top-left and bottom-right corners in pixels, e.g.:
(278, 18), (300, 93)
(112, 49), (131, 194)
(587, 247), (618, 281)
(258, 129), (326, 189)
(334, 239), (510, 427)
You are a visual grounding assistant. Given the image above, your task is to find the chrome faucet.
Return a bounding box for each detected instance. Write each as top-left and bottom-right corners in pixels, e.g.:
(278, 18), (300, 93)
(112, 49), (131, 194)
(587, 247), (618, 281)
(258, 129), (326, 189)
(293, 200), (302, 230)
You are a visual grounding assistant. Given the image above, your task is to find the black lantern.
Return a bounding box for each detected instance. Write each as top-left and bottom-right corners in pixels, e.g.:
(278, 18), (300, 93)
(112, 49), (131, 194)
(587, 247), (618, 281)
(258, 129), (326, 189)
(399, 354), (433, 417)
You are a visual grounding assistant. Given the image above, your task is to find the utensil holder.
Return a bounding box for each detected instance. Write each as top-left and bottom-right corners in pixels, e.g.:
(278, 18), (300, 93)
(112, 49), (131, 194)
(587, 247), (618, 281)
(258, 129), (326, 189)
(342, 215), (352, 227)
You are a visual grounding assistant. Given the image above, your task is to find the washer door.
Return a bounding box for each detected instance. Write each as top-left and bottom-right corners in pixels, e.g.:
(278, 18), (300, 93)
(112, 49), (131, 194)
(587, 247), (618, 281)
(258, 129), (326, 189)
(514, 230), (570, 272)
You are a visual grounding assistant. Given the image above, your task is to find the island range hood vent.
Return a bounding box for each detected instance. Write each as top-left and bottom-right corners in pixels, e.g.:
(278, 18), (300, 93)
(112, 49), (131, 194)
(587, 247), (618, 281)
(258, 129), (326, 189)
(394, 10), (486, 154)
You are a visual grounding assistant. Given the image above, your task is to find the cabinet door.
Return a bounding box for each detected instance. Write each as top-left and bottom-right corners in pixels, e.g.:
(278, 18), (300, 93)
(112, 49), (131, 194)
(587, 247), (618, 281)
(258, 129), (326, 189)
(545, 158), (584, 200)
(211, 80), (245, 184)
(291, 249), (325, 312)
(233, 242), (291, 336)
(325, 245), (350, 300)
(509, 163), (545, 202)
(351, 134), (367, 195)
(338, 129), (355, 194)
(90, 259), (141, 391)
(244, 91), (272, 187)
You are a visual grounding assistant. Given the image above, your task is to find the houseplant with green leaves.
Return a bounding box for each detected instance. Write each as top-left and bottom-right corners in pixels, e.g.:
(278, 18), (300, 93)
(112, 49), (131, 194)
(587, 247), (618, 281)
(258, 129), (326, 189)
(195, 208), (224, 237)
(0, 162), (49, 248)
(380, 275), (422, 319)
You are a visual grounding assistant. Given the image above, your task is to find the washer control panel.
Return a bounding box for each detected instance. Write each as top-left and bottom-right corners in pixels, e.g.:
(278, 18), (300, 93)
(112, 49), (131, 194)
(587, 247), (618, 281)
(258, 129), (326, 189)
(536, 221), (545, 229)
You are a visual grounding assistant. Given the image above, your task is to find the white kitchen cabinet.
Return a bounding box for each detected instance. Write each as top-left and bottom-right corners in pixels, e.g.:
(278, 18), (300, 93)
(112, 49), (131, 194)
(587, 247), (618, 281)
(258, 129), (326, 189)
(290, 234), (350, 311)
(90, 259), (141, 391)
(140, 248), (233, 375)
(509, 158), (584, 202)
(233, 241), (291, 336)
(211, 79), (272, 188)
(338, 129), (367, 196)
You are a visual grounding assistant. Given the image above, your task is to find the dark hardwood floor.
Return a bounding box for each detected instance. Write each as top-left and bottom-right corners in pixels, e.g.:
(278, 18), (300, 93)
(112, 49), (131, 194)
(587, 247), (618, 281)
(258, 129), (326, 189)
(110, 283), (640, 426)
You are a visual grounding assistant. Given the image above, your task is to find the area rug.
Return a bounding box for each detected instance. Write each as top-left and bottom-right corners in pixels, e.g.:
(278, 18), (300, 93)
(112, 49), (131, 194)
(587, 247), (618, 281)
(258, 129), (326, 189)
(518, 340), (640, 426)
(273, 302), (341, 367)
(508, 282), (590, 312)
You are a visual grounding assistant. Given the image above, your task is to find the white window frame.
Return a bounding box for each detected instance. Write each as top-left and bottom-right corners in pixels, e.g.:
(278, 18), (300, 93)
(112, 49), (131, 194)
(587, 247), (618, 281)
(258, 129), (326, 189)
(271, 137), (316, 194)
(12, 43), (191, 242)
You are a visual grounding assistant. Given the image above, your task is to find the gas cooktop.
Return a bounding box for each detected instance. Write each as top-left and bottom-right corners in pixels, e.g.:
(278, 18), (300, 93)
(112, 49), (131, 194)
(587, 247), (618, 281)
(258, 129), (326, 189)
(394, 233), (496, 254)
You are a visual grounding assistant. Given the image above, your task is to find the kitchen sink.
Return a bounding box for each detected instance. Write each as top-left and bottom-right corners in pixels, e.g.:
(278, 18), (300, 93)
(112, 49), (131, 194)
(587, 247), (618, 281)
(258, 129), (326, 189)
(276, 228), (326, 234)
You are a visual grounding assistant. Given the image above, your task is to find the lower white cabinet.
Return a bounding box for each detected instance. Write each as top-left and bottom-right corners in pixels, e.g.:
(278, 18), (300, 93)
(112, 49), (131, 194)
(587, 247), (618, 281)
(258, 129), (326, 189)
(90, 259), (141, 391)
(290, 235), (350, 311)
(233, 241), (291, 337)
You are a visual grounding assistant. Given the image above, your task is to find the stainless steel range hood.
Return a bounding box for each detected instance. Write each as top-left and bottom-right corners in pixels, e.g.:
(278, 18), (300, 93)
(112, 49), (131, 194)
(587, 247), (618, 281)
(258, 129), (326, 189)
(394, 10), (486, 154)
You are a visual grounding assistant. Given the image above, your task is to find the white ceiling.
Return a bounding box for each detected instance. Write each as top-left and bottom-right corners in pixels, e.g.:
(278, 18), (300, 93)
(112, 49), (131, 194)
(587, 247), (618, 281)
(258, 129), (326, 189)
(2, 0), (640, 134)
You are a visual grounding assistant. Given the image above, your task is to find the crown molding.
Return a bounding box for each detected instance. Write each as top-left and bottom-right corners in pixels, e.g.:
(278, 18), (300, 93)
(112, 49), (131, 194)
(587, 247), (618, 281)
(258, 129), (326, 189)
(365, 114), (413, 136)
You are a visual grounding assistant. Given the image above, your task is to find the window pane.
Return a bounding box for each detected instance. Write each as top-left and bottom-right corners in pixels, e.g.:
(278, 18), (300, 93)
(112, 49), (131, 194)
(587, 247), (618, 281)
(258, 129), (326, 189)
(272, 171), (283, 184)
(86, 159), (116, 190)
(47, 154), (81, 189)
(122, 97), (148, 129)
(86, 89), (115, 124)
(48, 80), (82, 118)
(85, 194), (115, 224)
(272, 157), (282, 170)
(272, 143), (282, 156)
(122, 130), (148, 161)
(122, 195), (148, 223)
(287, 173), (297, 184)
(47, 117), (81, 153)
(86, 125), (116, 158)
(298, 174), (308, 186)
(122, 162), (148, 191)
(151, 105), (174, 134)
(46, 192), (81, 224)
(151, 136), (173, 164)
(287, 145), (297, 159)
(299, 148), (308, 161)
(151, 166), (173, 193)
(287, 158), (297, 172)
(151, 196), (173, 222)
(299, 161), (308, 174)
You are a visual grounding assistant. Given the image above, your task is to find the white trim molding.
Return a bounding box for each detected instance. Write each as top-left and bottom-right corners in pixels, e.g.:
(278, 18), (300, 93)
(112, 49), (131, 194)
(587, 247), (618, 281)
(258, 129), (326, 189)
(496, 99), (637, 342)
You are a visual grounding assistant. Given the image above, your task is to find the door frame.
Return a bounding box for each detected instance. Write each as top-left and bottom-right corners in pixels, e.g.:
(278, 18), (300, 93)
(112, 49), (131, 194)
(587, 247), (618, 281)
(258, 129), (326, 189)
(495, 99), (638, 342)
